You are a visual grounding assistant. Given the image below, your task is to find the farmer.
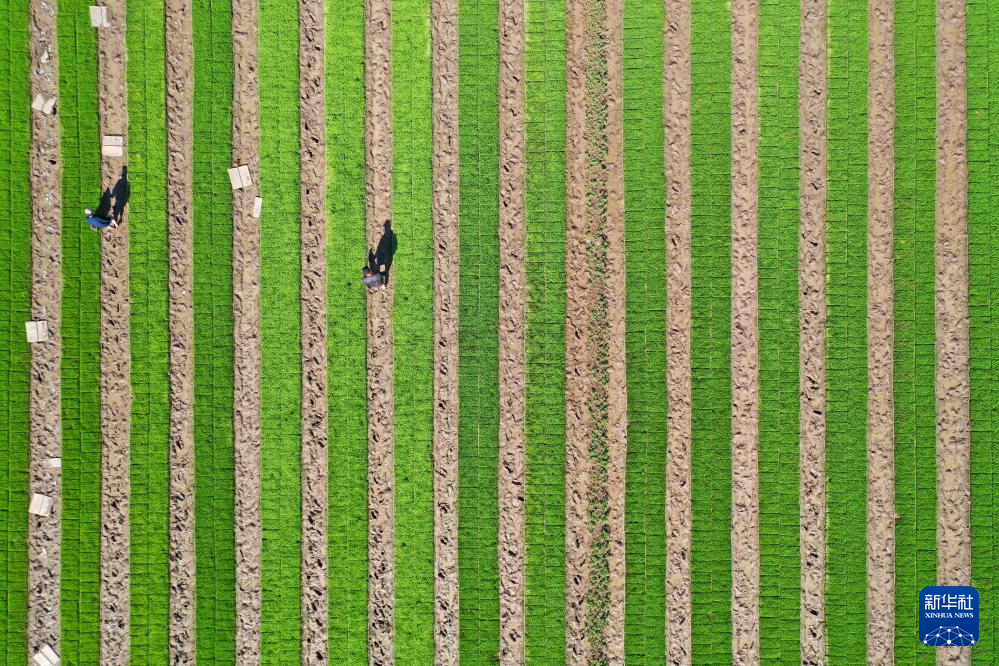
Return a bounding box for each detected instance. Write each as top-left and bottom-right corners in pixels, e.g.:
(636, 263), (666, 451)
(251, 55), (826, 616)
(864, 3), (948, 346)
(362, 266), (386, 291)
(84, 208), (117, 231)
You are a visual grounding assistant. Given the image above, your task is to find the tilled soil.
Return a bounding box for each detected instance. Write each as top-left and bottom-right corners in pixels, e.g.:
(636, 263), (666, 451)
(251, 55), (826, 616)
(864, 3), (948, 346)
(799, 0), (828, 662)
(935, 0), (971, 663)
(364, 0), (396, 661)
(27, 0), (63, 655)
(96, 1), (132, 661)
(729, 0), (760, 662)
(298, 0), (330, 660)
(164, 0), (197, 660)
(865, 1), (896, 661)
(663, 1), (692, 663)
(430, 0), (461, 661)
(231, 0), (263, 658)
(497, 0), (527, 661)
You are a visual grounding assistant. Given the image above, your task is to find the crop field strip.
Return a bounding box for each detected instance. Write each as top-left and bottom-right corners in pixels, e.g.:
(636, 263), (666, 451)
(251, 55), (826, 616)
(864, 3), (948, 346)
(457, 0), (501, 659)
(893, 0), (937, 660)
(325, 0), (369, 659)
(825, 0), (868, 662)
(1, 2), (31, 661)
(391, 0), (436, 660)
(968, 0), (999, 660)
(756, 0), (800, 660)
(192, 0), (236, 658)
(126, 0), (170, 658)
(58, 1), (103, 660)
(524, 0), (568, 662)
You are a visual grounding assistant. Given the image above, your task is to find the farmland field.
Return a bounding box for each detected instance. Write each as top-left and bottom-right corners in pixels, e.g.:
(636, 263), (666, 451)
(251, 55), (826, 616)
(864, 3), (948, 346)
(4, 0), (999, 664)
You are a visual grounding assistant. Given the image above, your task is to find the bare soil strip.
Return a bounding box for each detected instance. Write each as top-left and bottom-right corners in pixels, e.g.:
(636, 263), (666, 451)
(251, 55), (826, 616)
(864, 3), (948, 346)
(298, 0), (329, 661)
(164, 0), (198, 659)
(935, 1), (971, 663)
(799, 0), (828, 662)
(232, 0), (263, 657)
(27, 0), (62, 654)
(498, 0), (527, 661)
(564, 0), (592, 658)
(664, 0), (692, 662)
(96, 1), (132, 661)
(866, 1), (895, 662)
(430, 0), (460, 661)
(364, 0), (395, 661)
(730, 0), (760, 662)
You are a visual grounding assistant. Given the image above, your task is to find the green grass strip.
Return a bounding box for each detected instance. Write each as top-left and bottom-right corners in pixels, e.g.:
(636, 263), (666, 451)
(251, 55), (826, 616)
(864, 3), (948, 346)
(391, 1), (436, 660)
(0, 2), (31, 662)
(58, 2), (103, 660)
(893, 0), (936, 660)
(621, 0), (666, 661)
(192, 0), (236, 659)
(689, 1), (731, 661)
(126, 0), (170, 659)
(458, 0), (501, 658)
(326, 0), (369, 659)
(825, 2), (868, 662)
(524, 0), (567, 661)
(968, 0), (999, 661)
(757, 0), (800, 661)
(258, 0), (302, 659)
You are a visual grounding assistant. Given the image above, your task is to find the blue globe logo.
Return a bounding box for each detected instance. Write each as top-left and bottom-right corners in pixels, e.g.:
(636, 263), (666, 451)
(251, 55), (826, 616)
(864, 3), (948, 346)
(922, 626), (977, 647)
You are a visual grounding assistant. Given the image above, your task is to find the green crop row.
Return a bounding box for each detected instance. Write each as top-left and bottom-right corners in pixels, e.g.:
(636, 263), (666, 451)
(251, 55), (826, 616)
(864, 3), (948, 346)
(0, 3), (31, 663)
(259, 0), (303, 659)
(621, 0), (666, 661)
(825, 1), (869, 662)
(894, 0), (937, 661)
(392, 0), (436, 660)
(525, 0), (568, 661)
(192, 0), (236, 660)
(58, 1), (103, 661)
(326, 0), (369, 660)
(458, 0), (501, 659)
(127, 0), (171, 660)
(969, 0), (999, 661)
(689, 0), (732, 662)
(757, 0), (800, 661)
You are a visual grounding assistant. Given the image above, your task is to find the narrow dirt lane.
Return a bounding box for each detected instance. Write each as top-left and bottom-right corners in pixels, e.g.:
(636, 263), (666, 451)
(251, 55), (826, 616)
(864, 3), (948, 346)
(431, 0), (460, 660)
(165, 0), (197, 659)
(935, 0), (970, 664)
(365, 0), (395, 661)
(664, 0), (692, 663)
(232, 0), (263, 657)
(866, 0), (895, 662)
(799, 0), (828, 662)
(95, 0), (132, 661)
(730, 0), (760, 662)
(498, 0), (526, 661)
(27, 0), (62, 655)
(299, 0), (329, 659)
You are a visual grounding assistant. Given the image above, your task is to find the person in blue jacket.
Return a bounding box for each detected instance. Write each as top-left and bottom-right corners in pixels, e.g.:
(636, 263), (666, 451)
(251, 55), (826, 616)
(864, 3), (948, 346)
(84, 208), (117, 231)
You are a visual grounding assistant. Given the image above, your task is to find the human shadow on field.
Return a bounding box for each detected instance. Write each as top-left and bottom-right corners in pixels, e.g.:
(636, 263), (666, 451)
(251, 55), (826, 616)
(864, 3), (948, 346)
(368, 220), (397, 281)
(97, 166), (130, 221)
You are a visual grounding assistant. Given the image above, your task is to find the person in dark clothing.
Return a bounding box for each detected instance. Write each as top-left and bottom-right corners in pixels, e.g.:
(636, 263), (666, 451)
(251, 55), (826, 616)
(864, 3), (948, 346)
(362, 266), (386, 291)
(84, 208), (117, 231)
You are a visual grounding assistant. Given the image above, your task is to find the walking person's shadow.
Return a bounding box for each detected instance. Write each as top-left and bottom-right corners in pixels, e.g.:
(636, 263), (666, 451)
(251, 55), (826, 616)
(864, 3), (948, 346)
(97, 166), (130, 221)
(368, 220), (397, 282)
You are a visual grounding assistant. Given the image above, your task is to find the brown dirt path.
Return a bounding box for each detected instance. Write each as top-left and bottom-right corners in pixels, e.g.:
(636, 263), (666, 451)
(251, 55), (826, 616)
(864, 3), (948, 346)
(232, 0), (263, 658)
(866, 1), (895, 662)
(364, 0), (395, 661)
(430, 0), (460, 661)
(564, 0), (592, 659)
(498, 0), (527, 661)
(95, 1), (132, 661)
(935, 0), (970, 664)
(798, 0), (827, 662)
(27, 0), (62, 654)
(164, 0), (197, 659)
(664, 0), (692, 662)
(299, 0), (329, 659)
(730, 0), (760, 662)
